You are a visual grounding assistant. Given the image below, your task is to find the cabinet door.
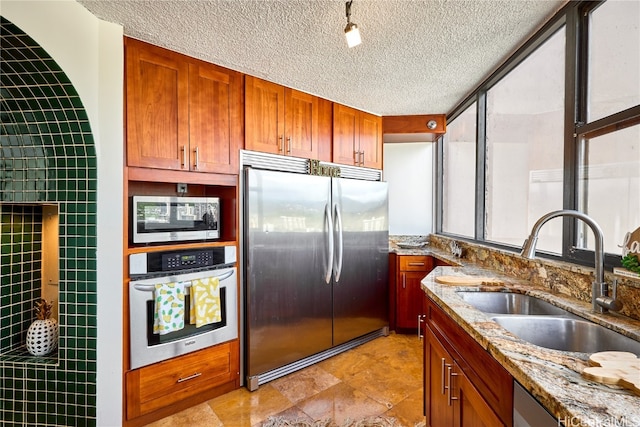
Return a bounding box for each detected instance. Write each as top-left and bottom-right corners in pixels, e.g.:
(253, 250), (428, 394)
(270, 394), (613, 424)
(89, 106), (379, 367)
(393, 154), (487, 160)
(332, 103), (359, 166)
(189, 63), (243, 174)
(284, 88), (319, 158)
(317, 98), (333, 162)
(126, 39), (189, 170)
(425, 328), (455, 427)
(245, 76), (285, 155)
(359, 111), (382, 169)
(455, 364), (506, 427)
(397, 271), (428, 330)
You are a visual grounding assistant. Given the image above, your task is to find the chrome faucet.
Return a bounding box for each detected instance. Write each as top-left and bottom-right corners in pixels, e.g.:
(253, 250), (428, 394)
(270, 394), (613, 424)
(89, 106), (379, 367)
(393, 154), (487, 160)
(520, 209), (622, 313)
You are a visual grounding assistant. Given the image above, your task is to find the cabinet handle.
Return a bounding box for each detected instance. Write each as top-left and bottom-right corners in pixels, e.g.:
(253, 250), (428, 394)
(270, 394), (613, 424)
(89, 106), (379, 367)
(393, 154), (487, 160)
(193, 146), (199, 170)
(353, 150), (359, 165)
(359, 150), (365, 166)
(408, 262), (425, 266)
(177, 372), (202, 383)
(279, 136), (284, 154)
(447, 366), (459, 406)
(418, 315), (425, 339)
(441, 358), (448, 395)
(181, 146), (187, 169)
(402, 273), (406, 289)
(286, 136), (292, 154)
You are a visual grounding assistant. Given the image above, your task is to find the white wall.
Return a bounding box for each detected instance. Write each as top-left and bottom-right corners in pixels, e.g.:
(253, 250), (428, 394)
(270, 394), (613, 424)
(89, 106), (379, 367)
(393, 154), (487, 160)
(1, 1), (124, 425)
(383, 143), (433, 235)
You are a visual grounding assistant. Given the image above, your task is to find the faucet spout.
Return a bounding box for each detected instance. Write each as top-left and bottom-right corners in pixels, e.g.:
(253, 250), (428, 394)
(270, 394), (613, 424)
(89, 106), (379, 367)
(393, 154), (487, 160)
(520, 209), (621, 313)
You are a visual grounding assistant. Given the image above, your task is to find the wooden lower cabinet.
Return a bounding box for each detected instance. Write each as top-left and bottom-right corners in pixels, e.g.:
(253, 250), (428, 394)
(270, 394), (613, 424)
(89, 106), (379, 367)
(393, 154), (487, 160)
(125, 340), (239, 423)
(395, 255), (433, 331)
(424, 297), (513, 427)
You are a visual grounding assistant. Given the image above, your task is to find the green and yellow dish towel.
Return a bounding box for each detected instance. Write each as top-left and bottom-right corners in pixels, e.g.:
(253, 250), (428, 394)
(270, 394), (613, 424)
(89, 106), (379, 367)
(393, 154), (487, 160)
(153, 282), (186, 335)
(190, 277), (222, 328)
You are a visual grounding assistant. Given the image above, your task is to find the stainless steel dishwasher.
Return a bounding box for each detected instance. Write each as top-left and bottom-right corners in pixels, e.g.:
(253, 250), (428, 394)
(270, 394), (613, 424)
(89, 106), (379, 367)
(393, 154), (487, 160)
(514, 381), (559, 426)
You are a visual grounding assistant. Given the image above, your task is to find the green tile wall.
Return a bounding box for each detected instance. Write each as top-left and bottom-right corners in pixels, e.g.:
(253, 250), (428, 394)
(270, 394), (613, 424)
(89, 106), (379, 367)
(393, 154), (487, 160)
(0, 205), (43, 353)
(1, 16), (98, 426)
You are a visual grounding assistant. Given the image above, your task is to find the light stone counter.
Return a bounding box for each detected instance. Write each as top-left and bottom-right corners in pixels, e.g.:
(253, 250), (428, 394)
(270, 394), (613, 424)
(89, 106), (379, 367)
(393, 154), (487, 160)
(421, 265), (640, 427)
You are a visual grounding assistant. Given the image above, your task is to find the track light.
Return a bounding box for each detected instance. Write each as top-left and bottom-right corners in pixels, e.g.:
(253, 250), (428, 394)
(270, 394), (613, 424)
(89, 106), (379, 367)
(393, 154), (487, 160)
(344, 0), (361, 48)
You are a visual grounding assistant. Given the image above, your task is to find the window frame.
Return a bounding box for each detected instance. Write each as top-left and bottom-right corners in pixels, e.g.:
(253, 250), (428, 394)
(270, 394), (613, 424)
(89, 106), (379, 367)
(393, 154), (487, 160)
(436, 0), (640, 271)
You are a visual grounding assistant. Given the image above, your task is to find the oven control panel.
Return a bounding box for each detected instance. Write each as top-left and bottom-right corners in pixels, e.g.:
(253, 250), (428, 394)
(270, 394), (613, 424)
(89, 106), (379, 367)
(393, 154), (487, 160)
(129, 246), (236, 277)
(163, 251), (214, 270)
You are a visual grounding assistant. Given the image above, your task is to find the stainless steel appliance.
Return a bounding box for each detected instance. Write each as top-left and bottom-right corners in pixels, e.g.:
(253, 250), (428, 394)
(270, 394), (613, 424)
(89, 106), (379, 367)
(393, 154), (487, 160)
(132, 195), (220, 244)
(241, 151), (389, 390)
(128, 246), (237, 369)
(513, 381), (557, 426)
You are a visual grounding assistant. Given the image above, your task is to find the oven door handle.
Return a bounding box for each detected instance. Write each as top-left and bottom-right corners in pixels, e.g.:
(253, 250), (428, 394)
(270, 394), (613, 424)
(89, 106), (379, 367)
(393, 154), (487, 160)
(132, 269), (234, 292)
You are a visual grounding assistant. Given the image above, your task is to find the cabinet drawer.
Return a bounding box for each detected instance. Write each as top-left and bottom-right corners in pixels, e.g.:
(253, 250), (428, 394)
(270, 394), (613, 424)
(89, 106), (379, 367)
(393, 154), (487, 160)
(126, 340), (239, 419)
(399, 255), (432, 271)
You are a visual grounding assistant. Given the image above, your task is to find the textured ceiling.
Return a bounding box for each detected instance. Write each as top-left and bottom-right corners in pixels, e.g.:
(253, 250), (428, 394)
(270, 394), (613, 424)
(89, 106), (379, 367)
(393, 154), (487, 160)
(77, 0), (567, 116)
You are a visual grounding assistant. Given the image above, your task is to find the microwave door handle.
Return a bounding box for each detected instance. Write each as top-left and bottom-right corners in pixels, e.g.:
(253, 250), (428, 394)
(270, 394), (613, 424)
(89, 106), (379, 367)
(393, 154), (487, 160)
(132, 269), (235, 292)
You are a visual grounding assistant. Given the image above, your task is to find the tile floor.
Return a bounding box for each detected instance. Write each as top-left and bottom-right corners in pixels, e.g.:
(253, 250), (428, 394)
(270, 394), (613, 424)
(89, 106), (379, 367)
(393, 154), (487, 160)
(145, 333), (425, 427)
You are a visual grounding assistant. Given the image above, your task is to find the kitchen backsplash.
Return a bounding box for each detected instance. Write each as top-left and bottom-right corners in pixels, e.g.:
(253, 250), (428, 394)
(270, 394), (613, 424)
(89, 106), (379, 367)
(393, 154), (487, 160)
(428, 234), (640, 322)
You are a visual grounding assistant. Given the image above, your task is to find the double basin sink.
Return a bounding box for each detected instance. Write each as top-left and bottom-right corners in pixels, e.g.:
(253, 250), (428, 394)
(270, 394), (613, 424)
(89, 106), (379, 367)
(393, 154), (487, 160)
(457, 291), (640, 355)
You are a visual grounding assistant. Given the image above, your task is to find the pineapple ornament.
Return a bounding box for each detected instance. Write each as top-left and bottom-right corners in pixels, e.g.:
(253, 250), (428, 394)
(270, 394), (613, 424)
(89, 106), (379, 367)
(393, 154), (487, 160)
(26, 299), (58, 356)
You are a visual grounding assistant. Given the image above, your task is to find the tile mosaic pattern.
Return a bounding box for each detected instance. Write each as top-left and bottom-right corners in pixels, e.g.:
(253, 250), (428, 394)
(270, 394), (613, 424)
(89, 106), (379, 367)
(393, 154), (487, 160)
(145, 334), (426, 427)
(0, 205), (44, 354)
(1, 16), (98, 426)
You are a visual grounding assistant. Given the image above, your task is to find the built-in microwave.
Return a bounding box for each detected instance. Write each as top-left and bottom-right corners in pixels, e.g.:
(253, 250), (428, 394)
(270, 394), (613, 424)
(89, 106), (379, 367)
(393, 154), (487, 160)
(132, 196), (220, 244)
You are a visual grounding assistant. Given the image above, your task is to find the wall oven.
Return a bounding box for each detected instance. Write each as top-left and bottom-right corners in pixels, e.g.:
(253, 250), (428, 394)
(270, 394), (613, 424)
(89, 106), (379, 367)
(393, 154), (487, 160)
(128, 245), (237, 369)
(132, 195), (220, 244)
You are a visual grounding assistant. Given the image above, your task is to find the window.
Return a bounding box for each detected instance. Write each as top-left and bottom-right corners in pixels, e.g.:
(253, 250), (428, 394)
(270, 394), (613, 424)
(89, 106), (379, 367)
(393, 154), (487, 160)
(442, 103), (476, 238)
(587, 0), (640, 122)
(577, 124), (640, 254)
(438, 0), (640, 268)
(485, 28), (566, 251)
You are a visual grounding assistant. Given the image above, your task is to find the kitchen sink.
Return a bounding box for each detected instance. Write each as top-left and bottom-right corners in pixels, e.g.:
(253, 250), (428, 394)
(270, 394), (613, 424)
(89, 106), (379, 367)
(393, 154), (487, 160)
(457, 291), (572, 316)
(491, 315), (640, 354)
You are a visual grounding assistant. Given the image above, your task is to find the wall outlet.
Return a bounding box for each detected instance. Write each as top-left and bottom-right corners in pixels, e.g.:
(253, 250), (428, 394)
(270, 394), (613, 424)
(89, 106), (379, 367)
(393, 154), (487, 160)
(177, 183), (188, 194)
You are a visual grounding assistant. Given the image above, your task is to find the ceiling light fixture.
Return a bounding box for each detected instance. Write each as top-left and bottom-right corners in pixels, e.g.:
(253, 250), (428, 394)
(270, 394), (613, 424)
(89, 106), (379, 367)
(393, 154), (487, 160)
(344, 0), (361, 48)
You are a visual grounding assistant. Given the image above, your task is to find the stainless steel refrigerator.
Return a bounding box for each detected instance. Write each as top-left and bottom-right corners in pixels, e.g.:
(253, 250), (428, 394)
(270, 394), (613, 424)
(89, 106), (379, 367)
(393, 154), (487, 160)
(242, 153), (389, 390)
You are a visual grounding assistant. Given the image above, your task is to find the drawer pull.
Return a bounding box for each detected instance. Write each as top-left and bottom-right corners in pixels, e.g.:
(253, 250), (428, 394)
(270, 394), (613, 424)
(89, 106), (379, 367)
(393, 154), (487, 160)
(177, 372), (202, 383)
(408, 262), (425, 266)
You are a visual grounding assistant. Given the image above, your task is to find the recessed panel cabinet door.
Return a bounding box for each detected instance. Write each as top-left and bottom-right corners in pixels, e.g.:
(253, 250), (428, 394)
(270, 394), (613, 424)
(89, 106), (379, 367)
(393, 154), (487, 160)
(425, 329), (455, 427)
(455, 365), (506, 427)
(189, 64), (242, 174)
(332, 103), (359, 166)
(285, 88), (319, 158)
(245, 76), (285, 155)
(359, 112), (382, 169)
(126, 39), (189, 170)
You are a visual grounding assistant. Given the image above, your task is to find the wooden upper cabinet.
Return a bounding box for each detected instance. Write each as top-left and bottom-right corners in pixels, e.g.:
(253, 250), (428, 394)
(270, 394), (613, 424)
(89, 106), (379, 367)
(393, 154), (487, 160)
(333, 103), (382, 169)
(244, 76), (285, 154)
(245, 76), (320, 159)
(189, 63), (242, 174)
(285, 88), (319, 158)
(126, 38), (188, 170)
(125, 38), (242, 174)
(333, 103), (359, 165)
(359, 111), (382, 168)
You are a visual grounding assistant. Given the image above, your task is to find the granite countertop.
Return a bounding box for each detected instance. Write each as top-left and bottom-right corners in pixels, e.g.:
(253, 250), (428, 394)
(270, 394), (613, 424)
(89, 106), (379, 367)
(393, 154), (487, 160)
(420, 265), (640, 426)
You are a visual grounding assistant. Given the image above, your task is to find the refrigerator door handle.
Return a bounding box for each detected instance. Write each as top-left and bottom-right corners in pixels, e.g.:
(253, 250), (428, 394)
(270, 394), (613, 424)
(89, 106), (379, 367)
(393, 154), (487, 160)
(324, 203), (334, 284)
(333, 203), (344, 283)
